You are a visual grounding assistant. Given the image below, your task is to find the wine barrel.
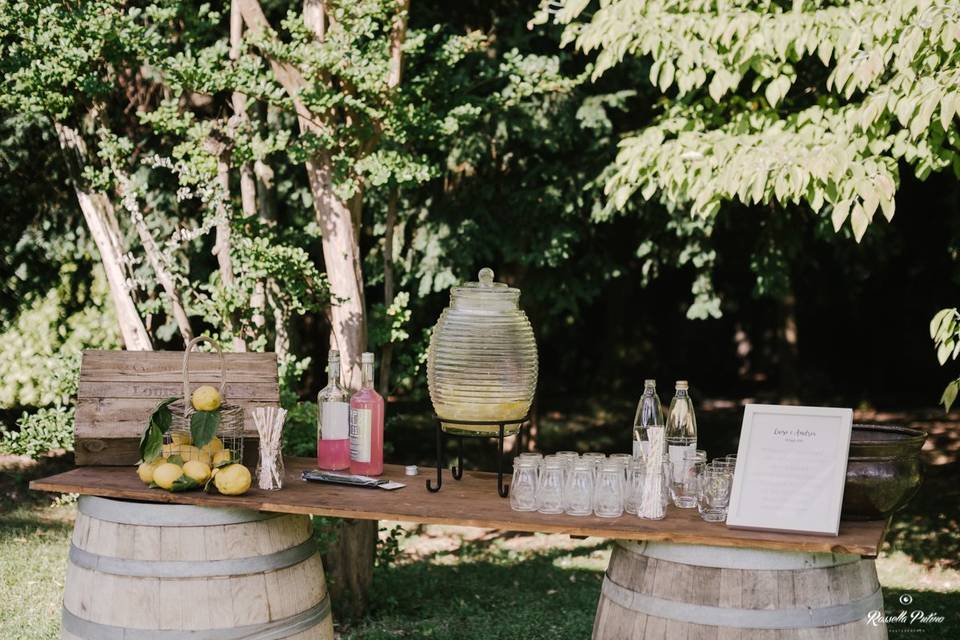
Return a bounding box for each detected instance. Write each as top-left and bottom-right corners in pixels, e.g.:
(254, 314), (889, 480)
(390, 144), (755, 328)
(61, 496), (333, 640)
(593, 541), (887, 640)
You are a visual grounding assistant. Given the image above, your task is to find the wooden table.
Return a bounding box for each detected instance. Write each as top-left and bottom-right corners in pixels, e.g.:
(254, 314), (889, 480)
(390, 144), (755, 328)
(34, 459), (891, 639)
(32, 458), (886, 556)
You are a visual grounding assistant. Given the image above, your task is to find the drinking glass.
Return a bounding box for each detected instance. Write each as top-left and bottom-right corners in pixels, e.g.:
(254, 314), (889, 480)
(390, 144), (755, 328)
(536, 458), (565, 514)
(510, 458), (539, 512)
(582, 452), (606, 477)
(624, 459), (645, 515)
(665, 452), (702, 508)
(609, 453), (633, 480)
(710, 458), (736, 476)
(697, 467), (733, 522)
(594, 460), (624, 518)
(556, 451), (579, 482)
(564, 460), (594, 516)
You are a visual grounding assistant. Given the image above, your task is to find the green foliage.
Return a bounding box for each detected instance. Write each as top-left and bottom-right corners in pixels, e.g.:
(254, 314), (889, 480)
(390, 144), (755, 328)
(930, 307), (960, 411)
(0, 406), (74, 457)
(376, 524), (406, 567)
(540, 0), (960, 243)
(0, 266), (117, 408)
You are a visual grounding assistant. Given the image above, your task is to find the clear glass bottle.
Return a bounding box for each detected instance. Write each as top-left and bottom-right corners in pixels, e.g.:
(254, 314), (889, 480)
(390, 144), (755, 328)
(349, 352), (385, 476)
(317, 351), (350, 470)
(666, 380), (698, 469)
(633, 379), (664, 460)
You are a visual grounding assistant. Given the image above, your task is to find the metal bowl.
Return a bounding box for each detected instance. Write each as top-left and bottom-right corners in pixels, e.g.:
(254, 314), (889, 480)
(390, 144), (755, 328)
(842, 424), (927, 520)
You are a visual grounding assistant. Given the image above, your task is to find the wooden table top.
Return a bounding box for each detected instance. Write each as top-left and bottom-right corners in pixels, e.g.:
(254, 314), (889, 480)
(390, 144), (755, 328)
(31, 458), (888, 557)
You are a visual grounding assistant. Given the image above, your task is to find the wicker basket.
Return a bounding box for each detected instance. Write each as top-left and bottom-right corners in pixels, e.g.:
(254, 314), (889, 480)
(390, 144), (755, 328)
(164, 336), (245, 463)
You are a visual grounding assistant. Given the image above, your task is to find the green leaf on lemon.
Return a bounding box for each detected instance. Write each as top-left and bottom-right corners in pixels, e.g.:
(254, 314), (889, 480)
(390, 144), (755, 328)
(138, 397), (178, 463)
(190, 410), (220, 447)
(169, 475), (200, 492)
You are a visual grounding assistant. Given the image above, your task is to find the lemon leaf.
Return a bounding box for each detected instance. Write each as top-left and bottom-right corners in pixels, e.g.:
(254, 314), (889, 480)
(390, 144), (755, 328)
(151, 397), (178, 433)
(169, 475), (200, 492)
(139, 397), (178, 463)
(138, 424), (163, 464)
(190, 410), (220, 448)
(166, 454), (184, 466)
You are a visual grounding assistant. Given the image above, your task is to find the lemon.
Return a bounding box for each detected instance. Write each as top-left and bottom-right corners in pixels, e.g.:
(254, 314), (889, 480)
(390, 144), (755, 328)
(191, 385), (222, 412)
(137, 459), (164, 484)
(212, 449), (234, 466)
(153, 463), (184, 490)
(214, 464), (252, 496)
(201, 436), (224, 456)
(182, 460), (212, 484)
(162, 444), (211, 466)
(170, 432), (192, 445)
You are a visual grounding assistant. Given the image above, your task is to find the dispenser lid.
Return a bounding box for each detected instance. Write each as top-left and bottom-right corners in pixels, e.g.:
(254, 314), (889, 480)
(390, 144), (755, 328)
(451, 268), (521, 310)
(454, 268), (519, 293)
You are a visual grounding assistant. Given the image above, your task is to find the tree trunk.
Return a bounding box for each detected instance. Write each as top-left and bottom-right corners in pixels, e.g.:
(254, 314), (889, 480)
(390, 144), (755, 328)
(207, 134), (247, 353)
(117, 174), (194, 343)
(266, 282), (290, 361)
(320, 518), (378, 621)
(778, 292), (799, 400)
(304, 153), (367, 389)
(379, 187), (398, 396)
(301, 4), (375, 619)
(230, 0), (269, 341)
(378, 0), (408, 396)
(55, 122), (152, 351)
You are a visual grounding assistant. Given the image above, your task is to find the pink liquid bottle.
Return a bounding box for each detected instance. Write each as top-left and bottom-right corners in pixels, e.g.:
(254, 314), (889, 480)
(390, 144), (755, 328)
(317, 350), (351, 470)
(349, 352), (385, 476)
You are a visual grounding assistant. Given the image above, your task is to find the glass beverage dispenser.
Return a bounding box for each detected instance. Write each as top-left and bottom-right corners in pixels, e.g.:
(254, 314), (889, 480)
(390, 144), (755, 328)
(427, 268), (538, 436)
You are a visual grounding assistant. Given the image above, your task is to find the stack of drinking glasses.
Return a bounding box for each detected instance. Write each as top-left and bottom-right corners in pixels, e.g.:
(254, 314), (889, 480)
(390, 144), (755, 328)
(664, 451), (737, 522)
(510, 449), (738, 524)
(509, 451), (653, 518)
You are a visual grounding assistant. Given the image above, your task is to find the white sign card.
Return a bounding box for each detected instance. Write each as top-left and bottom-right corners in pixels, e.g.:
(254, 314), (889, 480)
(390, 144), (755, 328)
(726, 404), (852, 536)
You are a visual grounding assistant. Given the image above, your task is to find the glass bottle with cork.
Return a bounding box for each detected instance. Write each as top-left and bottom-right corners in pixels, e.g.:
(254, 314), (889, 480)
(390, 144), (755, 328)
(317, 350), (350, 470)
(349, 352), (385, 476)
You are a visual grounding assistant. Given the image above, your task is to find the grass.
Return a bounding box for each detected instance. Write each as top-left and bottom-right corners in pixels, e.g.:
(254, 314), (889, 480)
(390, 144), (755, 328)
(0, 504), (74, 640)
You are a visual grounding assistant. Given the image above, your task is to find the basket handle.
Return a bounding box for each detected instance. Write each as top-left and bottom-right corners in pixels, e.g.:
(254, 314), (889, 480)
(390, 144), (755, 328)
(181, 336), (227, 406)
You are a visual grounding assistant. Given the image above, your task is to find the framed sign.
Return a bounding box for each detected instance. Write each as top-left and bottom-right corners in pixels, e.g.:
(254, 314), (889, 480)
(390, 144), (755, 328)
(726, 404), (852, 536)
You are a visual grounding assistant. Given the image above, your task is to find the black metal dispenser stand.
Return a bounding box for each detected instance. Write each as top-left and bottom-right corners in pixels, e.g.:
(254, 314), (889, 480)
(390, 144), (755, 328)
(426, 415), (529, 498)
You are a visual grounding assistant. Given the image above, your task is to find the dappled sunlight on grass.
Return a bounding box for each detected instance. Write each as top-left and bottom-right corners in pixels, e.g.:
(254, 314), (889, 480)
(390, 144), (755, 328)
(0, 504), (75, 640)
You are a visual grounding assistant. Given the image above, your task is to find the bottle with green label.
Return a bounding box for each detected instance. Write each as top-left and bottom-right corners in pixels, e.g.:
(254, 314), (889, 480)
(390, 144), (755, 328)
(349, 352), (384, 476)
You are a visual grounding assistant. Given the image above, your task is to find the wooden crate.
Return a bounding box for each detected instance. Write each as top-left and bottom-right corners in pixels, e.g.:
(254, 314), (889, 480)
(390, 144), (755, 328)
(75, 350), (280, 465)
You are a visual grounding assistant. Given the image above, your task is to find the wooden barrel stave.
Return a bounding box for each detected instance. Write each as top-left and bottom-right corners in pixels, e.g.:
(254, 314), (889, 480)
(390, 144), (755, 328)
(62, 496), (333, 639)
(593, 541), (887, 640)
